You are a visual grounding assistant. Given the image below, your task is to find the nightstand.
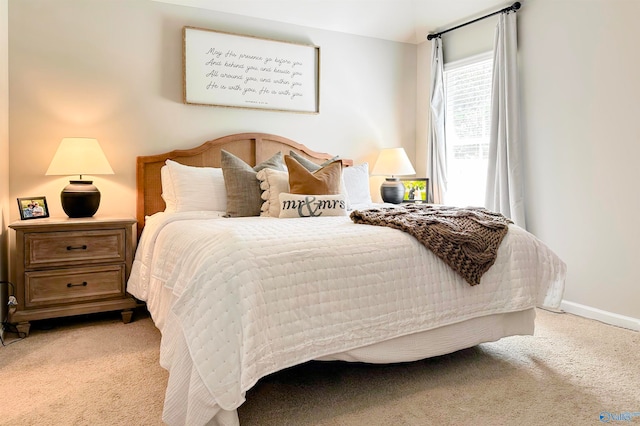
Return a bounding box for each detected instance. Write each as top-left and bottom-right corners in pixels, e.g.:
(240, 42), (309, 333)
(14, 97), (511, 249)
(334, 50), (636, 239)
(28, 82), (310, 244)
(8, 217), (138, 336)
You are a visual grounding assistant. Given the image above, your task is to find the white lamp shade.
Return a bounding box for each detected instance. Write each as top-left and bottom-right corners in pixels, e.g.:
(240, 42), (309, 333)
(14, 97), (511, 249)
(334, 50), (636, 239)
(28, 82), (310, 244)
(46, 138), (114, 176)
(371, 147), (415, 177)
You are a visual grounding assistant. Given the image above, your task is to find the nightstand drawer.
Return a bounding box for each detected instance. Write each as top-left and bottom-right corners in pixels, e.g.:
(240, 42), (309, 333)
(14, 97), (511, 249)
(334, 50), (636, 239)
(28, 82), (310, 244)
(25, 229), (126, 268)
(24, 264), (126, 308)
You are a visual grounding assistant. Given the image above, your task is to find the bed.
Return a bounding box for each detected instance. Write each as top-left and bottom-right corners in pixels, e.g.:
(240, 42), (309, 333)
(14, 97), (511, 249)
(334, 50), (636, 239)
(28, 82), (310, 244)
(127, 132), (566, 426)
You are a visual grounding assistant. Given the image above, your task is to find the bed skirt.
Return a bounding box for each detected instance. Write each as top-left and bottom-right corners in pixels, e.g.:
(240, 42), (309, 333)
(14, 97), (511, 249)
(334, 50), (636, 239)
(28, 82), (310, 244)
(143, 282), (535, 426)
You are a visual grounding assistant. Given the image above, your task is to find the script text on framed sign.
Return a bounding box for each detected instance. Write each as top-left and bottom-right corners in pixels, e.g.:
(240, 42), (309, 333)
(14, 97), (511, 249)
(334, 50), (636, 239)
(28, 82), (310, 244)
(183, 27), (320, 113)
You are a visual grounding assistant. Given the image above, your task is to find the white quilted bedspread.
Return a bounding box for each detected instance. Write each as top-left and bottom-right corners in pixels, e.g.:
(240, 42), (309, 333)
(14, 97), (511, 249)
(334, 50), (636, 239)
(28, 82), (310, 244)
(127, 211), (565, 425)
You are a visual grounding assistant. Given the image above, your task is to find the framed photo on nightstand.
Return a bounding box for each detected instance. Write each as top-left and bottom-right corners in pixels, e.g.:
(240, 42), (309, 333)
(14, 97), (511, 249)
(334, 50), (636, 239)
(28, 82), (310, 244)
(400, 178), (429, 203)
(17, 196), (50, 220)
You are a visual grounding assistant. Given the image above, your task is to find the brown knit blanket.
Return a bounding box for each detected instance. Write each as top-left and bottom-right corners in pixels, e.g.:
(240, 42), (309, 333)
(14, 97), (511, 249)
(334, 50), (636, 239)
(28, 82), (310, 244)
(350, 205), (512, 286)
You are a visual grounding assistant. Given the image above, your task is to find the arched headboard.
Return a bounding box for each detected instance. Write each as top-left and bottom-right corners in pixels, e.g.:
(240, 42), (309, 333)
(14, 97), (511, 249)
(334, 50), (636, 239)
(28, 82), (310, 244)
(136, 132), (352, 235)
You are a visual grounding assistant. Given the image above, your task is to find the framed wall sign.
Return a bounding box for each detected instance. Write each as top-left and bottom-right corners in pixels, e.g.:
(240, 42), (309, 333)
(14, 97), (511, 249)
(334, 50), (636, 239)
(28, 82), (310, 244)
(400, 178), (429, 203)
(17, 196), (50, 220)
(183, 26), (320, 114)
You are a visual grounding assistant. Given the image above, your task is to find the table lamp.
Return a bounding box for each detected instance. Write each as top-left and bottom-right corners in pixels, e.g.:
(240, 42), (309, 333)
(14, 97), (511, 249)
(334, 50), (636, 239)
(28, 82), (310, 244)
(45, 138), (114, 218)
(371, 147), (416, 204)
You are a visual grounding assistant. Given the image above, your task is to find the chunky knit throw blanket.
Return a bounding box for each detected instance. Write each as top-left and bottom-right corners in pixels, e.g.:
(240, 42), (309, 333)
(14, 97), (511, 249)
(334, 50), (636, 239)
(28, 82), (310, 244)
(350, 205), (512, 286)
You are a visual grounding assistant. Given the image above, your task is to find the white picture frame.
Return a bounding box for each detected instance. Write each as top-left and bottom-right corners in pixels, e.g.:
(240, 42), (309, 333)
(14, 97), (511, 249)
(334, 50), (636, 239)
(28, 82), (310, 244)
(183, 27), (320, 114)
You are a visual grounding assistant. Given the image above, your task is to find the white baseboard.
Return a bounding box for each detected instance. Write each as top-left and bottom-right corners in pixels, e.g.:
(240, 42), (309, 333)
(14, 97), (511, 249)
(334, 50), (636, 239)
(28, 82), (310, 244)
(560, 300), (640, 332)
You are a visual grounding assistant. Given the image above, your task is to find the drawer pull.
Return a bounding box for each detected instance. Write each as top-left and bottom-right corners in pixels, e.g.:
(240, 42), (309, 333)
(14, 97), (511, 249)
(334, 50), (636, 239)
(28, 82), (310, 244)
(67, 281), (88, 288)
(67, 245), (88, 251)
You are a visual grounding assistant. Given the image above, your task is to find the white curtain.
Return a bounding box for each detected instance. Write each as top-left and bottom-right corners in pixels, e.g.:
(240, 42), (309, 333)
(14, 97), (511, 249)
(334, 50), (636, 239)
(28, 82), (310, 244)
(427, 37), (447, 204)
(485, 12), (526, 227)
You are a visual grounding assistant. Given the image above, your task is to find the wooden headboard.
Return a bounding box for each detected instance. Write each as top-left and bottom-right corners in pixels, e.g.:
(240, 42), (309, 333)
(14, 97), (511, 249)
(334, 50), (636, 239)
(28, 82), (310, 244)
(136, 132), (353, 235)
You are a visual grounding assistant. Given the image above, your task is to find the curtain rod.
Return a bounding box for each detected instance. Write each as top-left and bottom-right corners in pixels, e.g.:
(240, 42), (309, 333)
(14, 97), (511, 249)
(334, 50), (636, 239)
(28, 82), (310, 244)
(426, 1), (521, 40)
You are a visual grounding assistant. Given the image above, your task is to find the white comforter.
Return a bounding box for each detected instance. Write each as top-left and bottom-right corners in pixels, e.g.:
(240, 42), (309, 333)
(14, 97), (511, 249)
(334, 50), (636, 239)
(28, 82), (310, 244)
(127, 210), (566, 426)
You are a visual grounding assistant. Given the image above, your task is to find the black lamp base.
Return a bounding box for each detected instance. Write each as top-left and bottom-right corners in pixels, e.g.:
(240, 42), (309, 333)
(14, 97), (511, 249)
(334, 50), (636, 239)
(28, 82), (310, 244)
(380, 177), (405, 204)
(61, 180), (101, 218)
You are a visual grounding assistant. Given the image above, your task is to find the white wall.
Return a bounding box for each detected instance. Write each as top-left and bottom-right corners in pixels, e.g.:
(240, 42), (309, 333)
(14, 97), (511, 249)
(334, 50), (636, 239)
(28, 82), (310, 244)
(1, 0), (8, 324)
(440, 14), (496, 63)
(519, 0), (640, 324)
(415, 42), (430, 178)
(8, 0), (416, 220)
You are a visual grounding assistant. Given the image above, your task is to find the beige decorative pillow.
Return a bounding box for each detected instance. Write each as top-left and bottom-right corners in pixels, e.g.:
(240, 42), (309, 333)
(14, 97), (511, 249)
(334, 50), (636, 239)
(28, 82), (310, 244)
(289, 151), (351, 209)
(221, 150), (285, 217)
(285, 155), (342, 195)
(278, 193), (348, 218)
(256, 168), (289, 217)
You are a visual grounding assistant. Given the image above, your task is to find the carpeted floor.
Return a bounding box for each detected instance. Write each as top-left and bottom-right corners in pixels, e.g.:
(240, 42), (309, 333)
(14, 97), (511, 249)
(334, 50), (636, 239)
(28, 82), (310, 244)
(0, 308), (638, 425)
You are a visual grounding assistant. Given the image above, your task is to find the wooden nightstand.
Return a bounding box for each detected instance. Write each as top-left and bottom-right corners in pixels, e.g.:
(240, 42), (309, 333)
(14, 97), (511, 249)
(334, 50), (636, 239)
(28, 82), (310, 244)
(8, 217), (138, 336)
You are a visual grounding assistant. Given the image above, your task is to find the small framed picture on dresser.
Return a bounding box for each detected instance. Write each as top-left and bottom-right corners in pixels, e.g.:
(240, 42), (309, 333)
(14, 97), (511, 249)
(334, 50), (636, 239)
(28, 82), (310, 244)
(17, 196), (50, 220)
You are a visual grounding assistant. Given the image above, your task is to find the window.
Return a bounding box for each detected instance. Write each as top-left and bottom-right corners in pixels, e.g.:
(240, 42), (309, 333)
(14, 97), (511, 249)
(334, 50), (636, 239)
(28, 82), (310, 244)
(443, 53), (492, 207)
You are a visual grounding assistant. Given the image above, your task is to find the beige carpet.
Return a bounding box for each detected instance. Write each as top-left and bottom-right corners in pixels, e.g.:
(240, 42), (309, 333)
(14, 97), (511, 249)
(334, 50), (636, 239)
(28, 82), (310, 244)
(0, 308), (638, 425)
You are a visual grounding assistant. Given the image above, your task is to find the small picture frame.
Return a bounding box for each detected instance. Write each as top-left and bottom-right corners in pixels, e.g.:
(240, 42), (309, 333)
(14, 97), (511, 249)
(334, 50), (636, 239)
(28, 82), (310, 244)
(17, 196), (50, 220)
(400, 178), (429, 203)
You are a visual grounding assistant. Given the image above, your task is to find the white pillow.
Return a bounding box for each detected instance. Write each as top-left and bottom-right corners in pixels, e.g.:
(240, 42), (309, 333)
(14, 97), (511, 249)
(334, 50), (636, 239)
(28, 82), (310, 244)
(161, 159), (226, 212)
(278, 193), (347, 218)
(256, 168), (289, 217)
(343, 163), (372, 205)
(160, 165), (176, 212)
